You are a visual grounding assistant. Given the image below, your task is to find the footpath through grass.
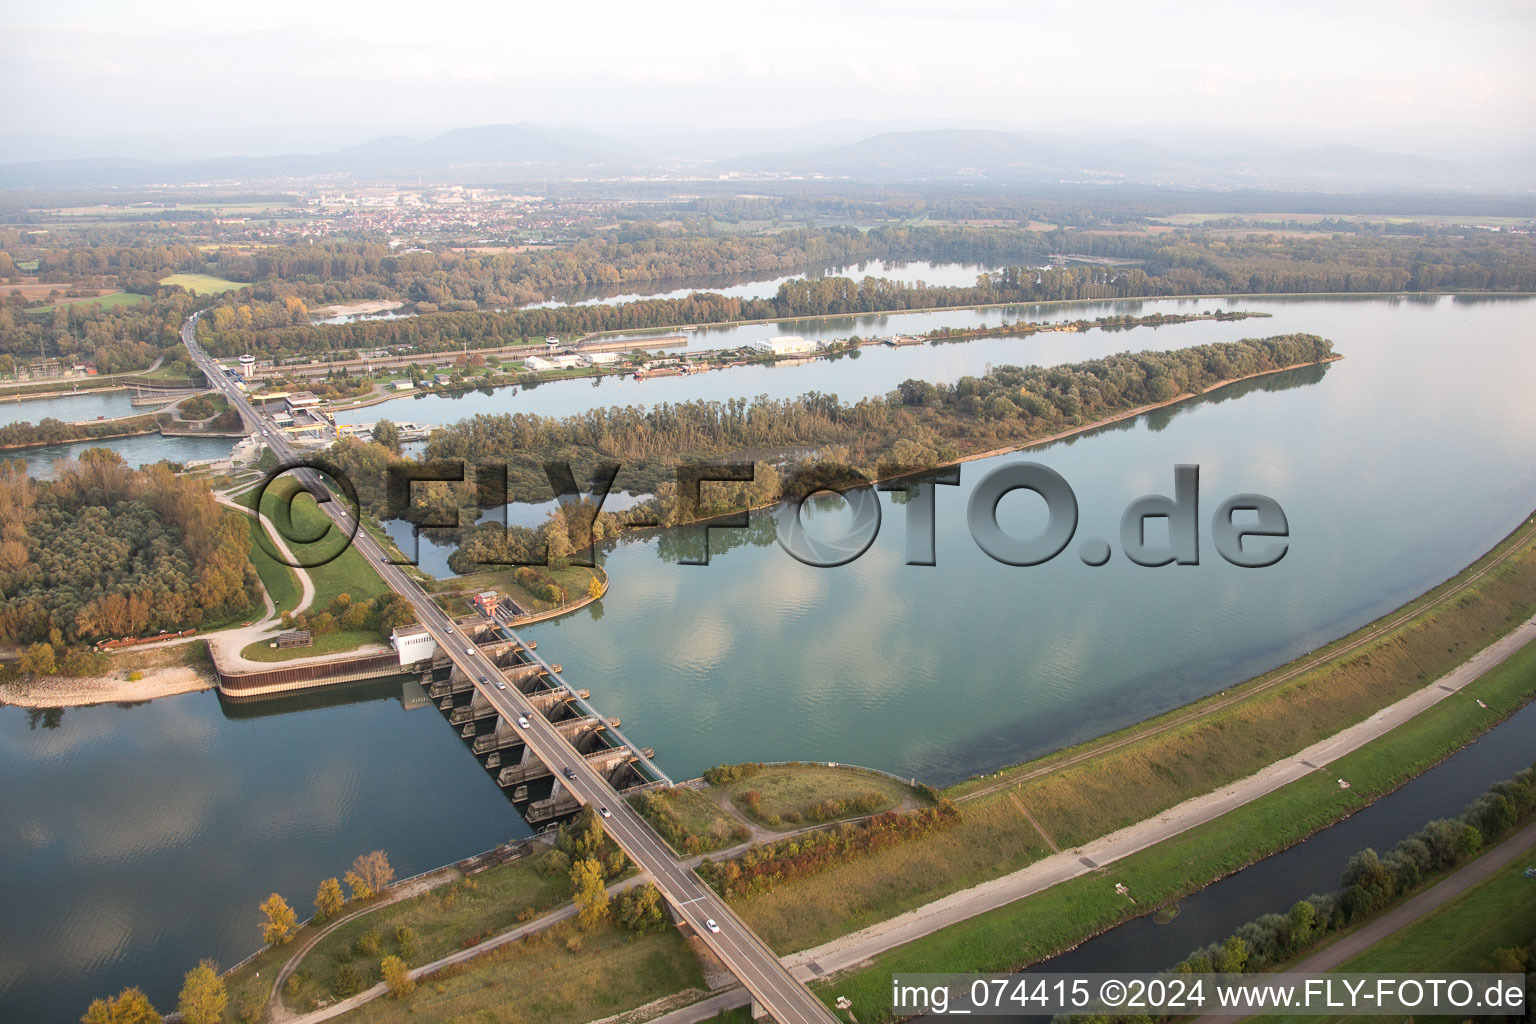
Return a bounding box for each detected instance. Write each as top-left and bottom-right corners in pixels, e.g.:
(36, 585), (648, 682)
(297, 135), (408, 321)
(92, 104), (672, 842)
(812, 636), (1536, 1021)
(336, 920), (703, 1024)
(719, 764), (915, 831)
(235, 479), (391, 658)
(235, 507), (302, 615)
(722, 514), (1536, 953)
(284, 858), (571, 1012)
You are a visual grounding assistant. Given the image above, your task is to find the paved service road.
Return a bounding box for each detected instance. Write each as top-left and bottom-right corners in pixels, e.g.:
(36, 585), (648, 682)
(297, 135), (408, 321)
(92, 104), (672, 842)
(183, 314), (836, 1024)
(1192, 818), (1536, 1022)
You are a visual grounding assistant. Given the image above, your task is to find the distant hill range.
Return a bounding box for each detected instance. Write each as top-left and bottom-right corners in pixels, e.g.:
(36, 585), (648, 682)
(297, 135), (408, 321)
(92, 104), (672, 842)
(0, 122), (1496, 190)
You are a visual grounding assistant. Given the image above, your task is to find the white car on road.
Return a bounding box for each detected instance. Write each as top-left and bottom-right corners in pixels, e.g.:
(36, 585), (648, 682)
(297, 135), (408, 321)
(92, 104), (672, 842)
(705, 919), (720, 934)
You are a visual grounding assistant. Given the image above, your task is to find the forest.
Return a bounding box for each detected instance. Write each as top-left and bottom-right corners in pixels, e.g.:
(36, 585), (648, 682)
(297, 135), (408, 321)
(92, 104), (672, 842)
(0, 451), (261, 645)
(321, 334), (1334, 572)
(189, 229), (1536, 359)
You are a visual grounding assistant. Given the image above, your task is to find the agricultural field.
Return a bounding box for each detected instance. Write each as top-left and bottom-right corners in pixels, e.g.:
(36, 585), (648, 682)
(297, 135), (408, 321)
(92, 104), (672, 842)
(28, 291), (147, 313)
(158, 272), (245, 294)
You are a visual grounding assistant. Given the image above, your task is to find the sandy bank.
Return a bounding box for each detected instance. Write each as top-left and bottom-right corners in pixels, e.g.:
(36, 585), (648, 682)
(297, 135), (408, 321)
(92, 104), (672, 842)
(1, 664), (213, 709)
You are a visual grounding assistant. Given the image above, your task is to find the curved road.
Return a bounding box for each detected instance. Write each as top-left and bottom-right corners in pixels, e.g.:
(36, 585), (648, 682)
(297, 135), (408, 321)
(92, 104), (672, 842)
(182, 312), (837, 1024)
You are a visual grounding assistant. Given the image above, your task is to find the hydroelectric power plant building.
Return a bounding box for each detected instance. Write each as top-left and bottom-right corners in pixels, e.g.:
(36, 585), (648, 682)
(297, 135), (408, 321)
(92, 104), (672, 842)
(751, 335), (818, 357)
(390, 624), (439, 666)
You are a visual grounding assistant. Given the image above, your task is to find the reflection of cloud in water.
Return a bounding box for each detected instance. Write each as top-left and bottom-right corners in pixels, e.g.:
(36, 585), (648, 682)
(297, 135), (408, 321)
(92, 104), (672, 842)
(672, 611), (736, 674)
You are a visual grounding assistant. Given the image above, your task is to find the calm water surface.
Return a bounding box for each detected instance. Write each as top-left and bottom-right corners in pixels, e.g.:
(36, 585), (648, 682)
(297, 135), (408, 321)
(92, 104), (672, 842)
(0, 682), (530, 1021)
(521, 258), (1000, 309)
(1027, 701), (1536, 978)
(0, 389), (138, 427)
(16, 434), (236, 479)
(3, 295), (1534, 1019)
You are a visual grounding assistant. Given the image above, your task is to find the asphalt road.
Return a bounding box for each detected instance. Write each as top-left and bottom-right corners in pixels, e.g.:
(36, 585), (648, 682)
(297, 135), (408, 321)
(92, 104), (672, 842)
(183, 313), (837, 1024)
(1192, 818), (1536, 1022)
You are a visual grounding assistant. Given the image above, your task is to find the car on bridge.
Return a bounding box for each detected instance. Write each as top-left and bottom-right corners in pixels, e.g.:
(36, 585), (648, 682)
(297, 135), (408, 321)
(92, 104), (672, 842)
(705, 919), (720, 934)
(561, 766), (576, 780)
(517, 715), (529, 728)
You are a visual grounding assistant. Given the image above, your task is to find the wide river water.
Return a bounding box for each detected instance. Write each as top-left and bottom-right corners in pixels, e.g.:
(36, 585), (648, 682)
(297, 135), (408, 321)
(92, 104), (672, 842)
(2, 294), (1535, 1019)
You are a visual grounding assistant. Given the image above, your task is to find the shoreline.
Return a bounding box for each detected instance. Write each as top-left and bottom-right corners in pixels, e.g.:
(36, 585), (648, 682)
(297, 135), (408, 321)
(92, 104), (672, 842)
(1, 355), (1334, 710)
(1, 665), (214, 709)
(603, 353), (1344, 544)
(327, 306), (1286, 420)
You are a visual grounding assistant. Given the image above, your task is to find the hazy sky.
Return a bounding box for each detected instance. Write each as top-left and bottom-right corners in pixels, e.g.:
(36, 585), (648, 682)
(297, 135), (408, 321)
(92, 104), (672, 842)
(4, 0), (1533, 158)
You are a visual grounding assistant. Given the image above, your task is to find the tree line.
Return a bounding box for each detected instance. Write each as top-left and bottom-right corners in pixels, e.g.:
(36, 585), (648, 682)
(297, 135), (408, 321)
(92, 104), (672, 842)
(1157, 762), (1536, 990)
(191, 229), (1536, 359)
(321, 335), (1333, 576)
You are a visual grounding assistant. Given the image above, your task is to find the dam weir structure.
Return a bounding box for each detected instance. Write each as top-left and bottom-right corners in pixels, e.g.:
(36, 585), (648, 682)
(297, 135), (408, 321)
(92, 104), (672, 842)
(214, 613), (669, 827)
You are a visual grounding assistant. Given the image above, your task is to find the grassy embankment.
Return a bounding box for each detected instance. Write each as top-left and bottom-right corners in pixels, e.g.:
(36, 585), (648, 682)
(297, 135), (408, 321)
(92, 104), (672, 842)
(631, 763), (924, 857)
(718, 513), (1536, 955)
(716, 764), (917, 831)
(158, 272), (245, 294)
(1250, 854), (1536, 1024)
(233, 481), (391, 660)
(336, 919), (703, 1024)
(814, 635), (1536, 1021)
(176, 392), (228, 418)
(1332, 855), (1536, 973)
(239, 505), (303, 616)
(427, 562), (604, 618)
(282, 859), (573, 1012)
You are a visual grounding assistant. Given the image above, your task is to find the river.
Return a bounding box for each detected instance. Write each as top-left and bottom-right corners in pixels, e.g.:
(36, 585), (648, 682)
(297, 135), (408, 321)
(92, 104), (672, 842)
(2, 294), (1534, 1019)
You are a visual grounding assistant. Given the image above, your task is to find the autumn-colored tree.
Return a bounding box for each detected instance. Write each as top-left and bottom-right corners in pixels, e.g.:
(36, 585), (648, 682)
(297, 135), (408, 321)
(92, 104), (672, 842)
(587, 577), (603, 600)
(259, 893), (298, 944)
(314, 877), (345, 919)
(20, 641), (56, 675)
(380, 955), (415, 998)
(175, 960), (226, 1024)
(80, 986), (162, 1024)
(570, 857), (610, 930)
(344, 850), (394, 900)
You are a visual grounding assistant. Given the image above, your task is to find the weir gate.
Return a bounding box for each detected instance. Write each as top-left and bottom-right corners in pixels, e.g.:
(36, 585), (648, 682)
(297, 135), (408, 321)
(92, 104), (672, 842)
(427, 615), (667, 826)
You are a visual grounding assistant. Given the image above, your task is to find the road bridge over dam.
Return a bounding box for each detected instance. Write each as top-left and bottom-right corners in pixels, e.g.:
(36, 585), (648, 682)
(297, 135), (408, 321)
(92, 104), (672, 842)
(427, 618), (664, 825)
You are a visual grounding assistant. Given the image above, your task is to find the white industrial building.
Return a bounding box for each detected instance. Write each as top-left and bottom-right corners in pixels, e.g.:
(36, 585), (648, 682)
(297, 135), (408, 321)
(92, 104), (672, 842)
(751, 335), (818, 357)
(390, 624), (439, 665)
(581, 351), (620, 366)
(523, 355), (553, 372)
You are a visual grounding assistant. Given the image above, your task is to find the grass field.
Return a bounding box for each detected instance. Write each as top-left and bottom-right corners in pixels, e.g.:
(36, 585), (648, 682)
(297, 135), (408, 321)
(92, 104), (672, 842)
(230, 506), (302, 614)
(1251, 855), (1536, 1024)
(719, 764), (914, 830)
(717, 518), (1536, 953)
(428, 562), (603, 615)
(630, 786), (751, 855)
(234, 481), (391, 659)
(811, 637), (1536, 1021)
(284, 860), (572, 1011)
(336, 919), (703, 1024)
(1336, 858), (1536, 973)
(28, 290), (148, 314)
(158, 272), (245, 295)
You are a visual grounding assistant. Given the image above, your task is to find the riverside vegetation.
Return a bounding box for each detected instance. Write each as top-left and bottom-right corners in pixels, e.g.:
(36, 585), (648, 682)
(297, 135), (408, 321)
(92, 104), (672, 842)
(313, 334), (1338, 574)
